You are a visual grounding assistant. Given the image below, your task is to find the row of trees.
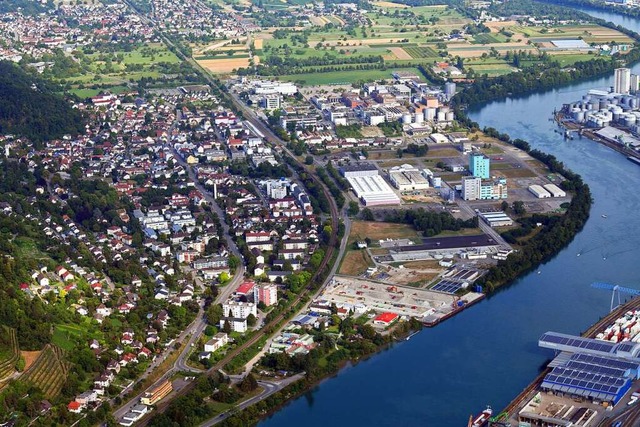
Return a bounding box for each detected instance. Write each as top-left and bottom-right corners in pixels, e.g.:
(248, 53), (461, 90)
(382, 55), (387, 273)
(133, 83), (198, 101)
(384, 208), (478, 236)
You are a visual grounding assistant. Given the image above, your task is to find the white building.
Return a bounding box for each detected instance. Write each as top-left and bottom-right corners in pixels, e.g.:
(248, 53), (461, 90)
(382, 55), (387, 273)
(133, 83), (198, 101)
(529, 185), (551, 199)
(222, 301), (257, 319)
(388, 164), (430, 191)
(615, 68), (631, 94)
(347, 175), (401, 206)
(204, 333), (228, 352)
(543, 183), (566, 198)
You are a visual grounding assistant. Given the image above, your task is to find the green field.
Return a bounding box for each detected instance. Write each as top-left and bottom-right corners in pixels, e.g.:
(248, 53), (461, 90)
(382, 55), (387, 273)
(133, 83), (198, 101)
(279, 67), (423, 86)
(472, 33), (508, 44)
(403, 45), (439, 59)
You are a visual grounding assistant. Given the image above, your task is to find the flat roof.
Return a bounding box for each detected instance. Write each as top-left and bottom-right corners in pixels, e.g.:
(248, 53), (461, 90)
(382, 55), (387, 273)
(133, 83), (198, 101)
(552, 39), (590, 49)
(392, 234), (497, 252)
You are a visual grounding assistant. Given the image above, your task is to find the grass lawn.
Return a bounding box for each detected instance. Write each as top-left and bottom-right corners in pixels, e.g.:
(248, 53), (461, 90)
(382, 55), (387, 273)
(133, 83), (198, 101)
(348, 220), (420, 246)
(279, 67), (422, 86)
(52, 325), (83, 351)
(434, 228), (483, 237)
(339, 250), (374, 276)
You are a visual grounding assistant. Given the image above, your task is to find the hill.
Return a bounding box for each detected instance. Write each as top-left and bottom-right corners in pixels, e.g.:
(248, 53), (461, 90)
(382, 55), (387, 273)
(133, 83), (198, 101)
(0, 61), (85, 142)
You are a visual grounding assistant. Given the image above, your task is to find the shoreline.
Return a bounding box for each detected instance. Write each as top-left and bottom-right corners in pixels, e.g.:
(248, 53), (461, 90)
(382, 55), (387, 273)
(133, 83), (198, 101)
(555, 111), (640, 163)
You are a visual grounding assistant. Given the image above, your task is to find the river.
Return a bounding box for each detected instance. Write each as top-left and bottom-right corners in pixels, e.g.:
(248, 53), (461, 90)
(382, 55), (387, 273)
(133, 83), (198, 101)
(257, 6), (640, 427)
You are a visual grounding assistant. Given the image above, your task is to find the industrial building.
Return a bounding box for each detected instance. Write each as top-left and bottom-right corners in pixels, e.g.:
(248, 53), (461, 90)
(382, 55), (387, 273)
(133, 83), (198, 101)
(538, 331), (640, 407)
(347, 174), (401, 206)
(469, 153), (490, 179)
(479, 211), (513, 227)
(544, 183), (567, 198)
(529, 184), (552, 199)
(339, 163), (378, 178)
(615, 67), (631, 95)
(388, 164), (430, 191)
(462, 177), (508, 201)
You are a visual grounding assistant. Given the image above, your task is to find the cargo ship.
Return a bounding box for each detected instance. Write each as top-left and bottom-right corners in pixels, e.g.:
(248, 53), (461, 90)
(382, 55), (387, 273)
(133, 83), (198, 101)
(468, 406), (492, 427)
(628, 156), (640, 166)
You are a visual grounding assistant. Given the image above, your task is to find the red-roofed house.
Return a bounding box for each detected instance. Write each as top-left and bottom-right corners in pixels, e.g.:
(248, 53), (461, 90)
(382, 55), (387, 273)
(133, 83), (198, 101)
(236, 281), (255, 296)
(373, 312), (399, 326)
(67, 401), (84, 413)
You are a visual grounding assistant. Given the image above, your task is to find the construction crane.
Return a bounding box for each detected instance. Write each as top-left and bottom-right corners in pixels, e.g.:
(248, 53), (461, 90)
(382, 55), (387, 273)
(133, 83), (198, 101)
(591, 282), (640, 312)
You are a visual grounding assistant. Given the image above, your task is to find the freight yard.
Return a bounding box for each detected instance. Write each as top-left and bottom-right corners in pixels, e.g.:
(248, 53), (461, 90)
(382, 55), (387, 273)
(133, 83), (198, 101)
(497, 297), (640, 427)
(320, 275), (484, 327)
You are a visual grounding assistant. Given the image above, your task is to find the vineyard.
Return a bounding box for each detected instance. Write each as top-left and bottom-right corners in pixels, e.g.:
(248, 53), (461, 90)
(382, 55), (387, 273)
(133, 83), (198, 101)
(403, 46), (439, 59)
(20, 344), (70, 399)
(0, 327), (19, 386)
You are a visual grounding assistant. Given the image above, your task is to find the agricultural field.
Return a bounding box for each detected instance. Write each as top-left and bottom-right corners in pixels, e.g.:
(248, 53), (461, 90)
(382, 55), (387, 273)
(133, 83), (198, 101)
(279, 67), (423, 86)
(57, 42), (192, 96)
(339, 249), (375, 276)
(20, 344), (71, 399)
(0, 327), (19, 384)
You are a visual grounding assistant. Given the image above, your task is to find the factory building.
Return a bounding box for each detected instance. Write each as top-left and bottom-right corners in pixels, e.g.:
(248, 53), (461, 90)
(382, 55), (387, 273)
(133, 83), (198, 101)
(339, 163), (378, 178)
(615, 68), (631, 94)
(529, 185), (552, 199)
(479, 211), (513, 227)
(462, 177), (508, 201)
(388, 164), (430, 191)
(347, 175), (401, 206)
(469, 153), (490, 179)
(539, 332), (640, 407)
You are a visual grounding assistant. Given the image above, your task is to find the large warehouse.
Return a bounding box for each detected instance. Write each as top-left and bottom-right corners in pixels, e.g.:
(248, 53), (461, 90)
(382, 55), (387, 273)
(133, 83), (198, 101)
(539, 332), (640, 406)
(388, 164), (430, 191)
(347, 175), (401, 206)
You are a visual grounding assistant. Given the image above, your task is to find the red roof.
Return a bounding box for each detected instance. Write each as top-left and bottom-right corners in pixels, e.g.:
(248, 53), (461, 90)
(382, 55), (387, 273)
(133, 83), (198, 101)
(68, 401), (81, 410)
(237, 281), (255, 295)
(374, 312), (398, 324)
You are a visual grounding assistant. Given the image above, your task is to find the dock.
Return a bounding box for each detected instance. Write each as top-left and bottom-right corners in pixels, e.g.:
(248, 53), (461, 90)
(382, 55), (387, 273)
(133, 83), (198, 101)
(492, 297), (640, 427)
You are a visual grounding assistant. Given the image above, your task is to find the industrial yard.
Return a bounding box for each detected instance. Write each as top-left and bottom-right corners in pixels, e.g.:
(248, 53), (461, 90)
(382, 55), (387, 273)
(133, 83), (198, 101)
(319, 275), (485, 327)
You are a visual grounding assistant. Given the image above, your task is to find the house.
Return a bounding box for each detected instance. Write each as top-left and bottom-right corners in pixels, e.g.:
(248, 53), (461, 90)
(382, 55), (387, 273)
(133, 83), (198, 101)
(204, 333), (228, 352)
(67, 401), (84, 413)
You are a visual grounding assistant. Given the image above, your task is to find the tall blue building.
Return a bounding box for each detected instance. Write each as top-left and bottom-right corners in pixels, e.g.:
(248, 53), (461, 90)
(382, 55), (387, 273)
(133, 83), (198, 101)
(469, 153), (490, 179)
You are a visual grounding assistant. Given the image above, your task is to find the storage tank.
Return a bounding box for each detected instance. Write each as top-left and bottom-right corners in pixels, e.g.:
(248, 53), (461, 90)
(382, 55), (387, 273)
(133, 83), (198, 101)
(402, 113), (412, 124)
(414, 113), (424, 124)
(424, 108), (436, 121)
(631, 98), (638, 109)
(437, 111), (446, 122)
(445, 111), (455, 122)
(599, 100), (608, 110)
(626, 115), (636, 127)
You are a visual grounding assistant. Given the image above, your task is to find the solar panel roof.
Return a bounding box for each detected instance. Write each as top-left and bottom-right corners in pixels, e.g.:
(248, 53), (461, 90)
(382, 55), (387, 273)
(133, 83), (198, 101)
(540, 332), (616, 353)
(571, 353), (639, 370)
(431, 280), (461, 294)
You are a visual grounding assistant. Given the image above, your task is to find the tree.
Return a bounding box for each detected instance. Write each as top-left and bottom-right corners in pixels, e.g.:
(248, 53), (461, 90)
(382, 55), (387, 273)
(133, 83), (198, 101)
(247, 314), (257, 327)
(305, 156), (314, 165)
(513, 200), (526, 215)
(223, 319), (232, 334)
(360, 208), (375, 221)
(238, 373), (258, 393)
(501, 200), (509, 211)
(219, 272), (230, 284)
(347, 201), (360, 216)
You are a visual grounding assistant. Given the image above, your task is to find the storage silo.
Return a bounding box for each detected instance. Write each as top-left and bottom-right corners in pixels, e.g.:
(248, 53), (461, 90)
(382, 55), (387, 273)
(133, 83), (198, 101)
(402, 113), (412, 124)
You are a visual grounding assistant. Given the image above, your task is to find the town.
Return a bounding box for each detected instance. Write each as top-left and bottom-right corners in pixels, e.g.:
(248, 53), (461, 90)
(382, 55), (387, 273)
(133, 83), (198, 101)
(0, 0), (617, 426)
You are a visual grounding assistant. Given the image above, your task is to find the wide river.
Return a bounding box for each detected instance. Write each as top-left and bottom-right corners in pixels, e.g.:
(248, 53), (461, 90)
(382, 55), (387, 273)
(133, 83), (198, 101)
(258, 6), (640, 426)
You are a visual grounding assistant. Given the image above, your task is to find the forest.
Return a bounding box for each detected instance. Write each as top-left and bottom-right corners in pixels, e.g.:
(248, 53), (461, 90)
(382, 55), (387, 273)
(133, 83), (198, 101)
(0, 62), (85, 143)
(384, 208), (478, 236)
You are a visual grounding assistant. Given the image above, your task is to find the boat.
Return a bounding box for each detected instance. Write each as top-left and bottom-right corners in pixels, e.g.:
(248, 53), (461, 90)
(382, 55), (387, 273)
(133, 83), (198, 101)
(628, 156), (640, 166)
(602, 214), (608, 219)
(468, 406), (492, 427)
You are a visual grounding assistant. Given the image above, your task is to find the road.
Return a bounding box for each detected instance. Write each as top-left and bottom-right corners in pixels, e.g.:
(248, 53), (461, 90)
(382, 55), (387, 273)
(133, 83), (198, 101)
(117, 2), (343, 425)
(200, 374), (305, 427)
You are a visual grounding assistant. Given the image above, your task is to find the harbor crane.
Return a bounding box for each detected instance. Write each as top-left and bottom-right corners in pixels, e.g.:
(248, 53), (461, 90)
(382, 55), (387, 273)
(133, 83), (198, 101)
(591, 282), (640, 312)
